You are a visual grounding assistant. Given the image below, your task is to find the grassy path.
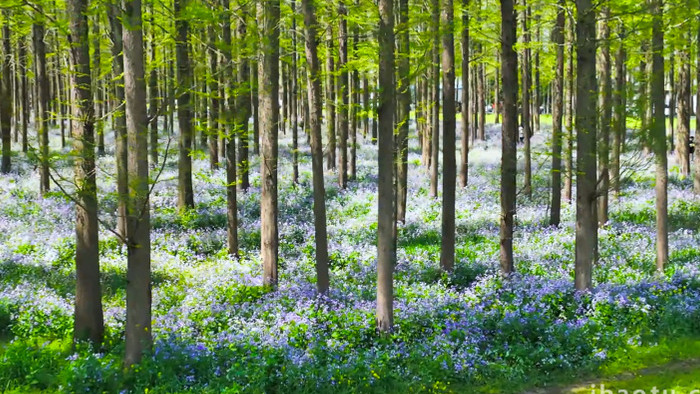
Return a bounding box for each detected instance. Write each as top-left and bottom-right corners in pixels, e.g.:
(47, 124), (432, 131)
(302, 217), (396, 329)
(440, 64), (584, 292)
(522, 338), (700, 394)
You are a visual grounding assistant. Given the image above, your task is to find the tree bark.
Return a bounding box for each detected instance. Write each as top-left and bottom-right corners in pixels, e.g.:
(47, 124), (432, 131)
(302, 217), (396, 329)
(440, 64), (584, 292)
(259, 0), (280, 289)
(396, 0), (410, 222)
(123, 0), (152, 366)
(564, 9), (574, 203)
(300, 0), (330, 295)
(499, 0), (516, 275)
(440, 0), (456, 272)
(67, 0), (104, 346)
(338, 2), (349, 189)
(33, 22), (50, 194)
(611, 25), (626, 197)
(326, 27), (337, 169)
(460, 0), (470, 187)
(175, 0), (194, 210)
(574, 0), (597, 291)
(430, 0), (440, 199)
(676, 43), (690, 177)
(550, 0), (564, 227)
(650, 0), (667, 270)
(521, 4), (532, 198)
(108, 2), (129, 239)
(1, 13), (12, 173)
(376, 0), (395, 333)
(149, 6), (159, 167)
(207, 25), (219, 171)
(597, 4), (611, 226)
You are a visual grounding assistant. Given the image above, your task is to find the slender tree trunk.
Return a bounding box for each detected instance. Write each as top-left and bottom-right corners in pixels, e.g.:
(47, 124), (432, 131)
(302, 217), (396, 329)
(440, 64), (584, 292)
(222, 0), (238, 256)
(440, 0), (456, 272)
(338, 2), (349, 188)
(123, 0), (152, 367)
(237, 45), (250, 193)
(477, 45), (485, 140)
(1, 14), (11, 173)
(207, 25), (219, 171)
(499, 0), (517, 275)
(430, 0), (440, 199)
(676, 42), (690, 177)
(396, 0), (410, 222)
(149, 6), (159, 167)
(19, 38), (28, 153)
(611, 25), (626, 197)
(521, 4), (532, 198)
(650, 0), (667, 270)
(377, 0), (395, 334)
(259, 0), (280, 289)
(291, 0), (299, 184)
(350, 14), (359, 180)
(695, 18), (700, 194)
(564, 10), (574, 203)
(33, 22), (50, 193)
(300, 0), (330, 294)
(597, 4), (611, 226)
(550, 0), (564, 227)
(363, 75), (369, 138)
(93, 18), (106, 156)
(67, 0), (104, 346)
(175, 0), (194, 210)
(108, 2), (129, 239)
(326, 28), (337, 169)
(534, 18), (541, 132)
(372, 77), (378, 144)
(669, 52), (675, 151)
(574, 0), (597, 291)
(460, 1), (470, 187)
(252, 60), (260, 156)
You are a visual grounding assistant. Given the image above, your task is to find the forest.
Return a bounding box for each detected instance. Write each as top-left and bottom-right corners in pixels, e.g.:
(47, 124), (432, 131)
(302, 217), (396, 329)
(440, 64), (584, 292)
(0, 0), (700, 391)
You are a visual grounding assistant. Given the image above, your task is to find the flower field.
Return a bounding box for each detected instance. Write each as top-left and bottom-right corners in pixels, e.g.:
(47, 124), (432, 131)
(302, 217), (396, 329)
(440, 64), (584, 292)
(1, 124), (699, 392)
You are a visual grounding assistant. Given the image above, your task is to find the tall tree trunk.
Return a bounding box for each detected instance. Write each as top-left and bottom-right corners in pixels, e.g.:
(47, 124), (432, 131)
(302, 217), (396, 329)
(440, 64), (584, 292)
(222, 0), (238, 256)
(440, 0), (456, 272)
(291, 0), (299, 184)
(650, 0), (667, 270)
(123, 0), (152, 367)
(550, 0), (564, 227)
(326, 27), (337, 169)
(252, 60), (260, 156)
(67, 0), (104, 346)
(499, 0), (517, 275)
(377, 0), (395, 334)
(597, 4), (611, 226)
(350, 14), (359, 180)
(175, 0), (194, 210)
(460, 0), (470, 187)
(1, 13), (11, 173)
(477, 45), (485, 140)
(430, 0), (440, 199)
(259, 0), (280, 289)
(338, 2), (349, 189)
(207, 25), (219, 171)
(19, 38), (28, 153)
(534, 17), (541, 132)
(521, 4), (532, 198)
(300, 0), (330, 294)
(396, 0), (410, 222)
(108, 2), (129, 239)
(33, 22), (50, 193)
(574, 0), (597, 291)
(237, 41), (250, 193)
(93, 18), (105, 156)
(564, 10), (574, 203)
(149, 6), (159, 167)
(696, 18), (700, 194)
(611, 25), (626, 197)
(676, 42), (690, 177)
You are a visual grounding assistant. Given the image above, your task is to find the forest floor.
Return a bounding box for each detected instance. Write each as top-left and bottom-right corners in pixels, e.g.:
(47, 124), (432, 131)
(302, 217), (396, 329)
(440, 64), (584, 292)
(1, 117), (700, 392)
(522, 337), (700, 393)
